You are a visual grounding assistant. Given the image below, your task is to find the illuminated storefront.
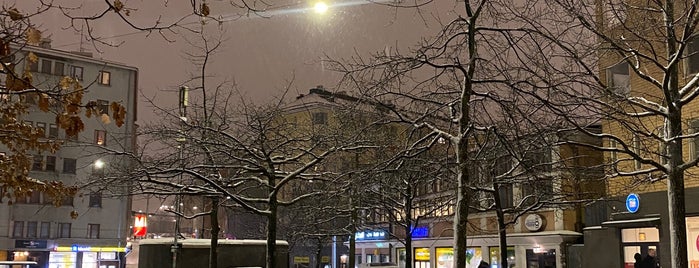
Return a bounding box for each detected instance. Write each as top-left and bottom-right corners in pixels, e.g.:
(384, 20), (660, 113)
(49, 245), (126, 268)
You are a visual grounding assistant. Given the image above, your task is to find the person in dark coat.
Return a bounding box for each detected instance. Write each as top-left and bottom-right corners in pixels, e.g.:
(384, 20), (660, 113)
(477, 260), (490, 268)
(634, 253), (643, 268)
(643, 248), (659, 268)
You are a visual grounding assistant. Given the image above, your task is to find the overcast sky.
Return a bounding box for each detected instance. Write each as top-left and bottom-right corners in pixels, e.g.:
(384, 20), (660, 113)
(24, 0), (457, 124)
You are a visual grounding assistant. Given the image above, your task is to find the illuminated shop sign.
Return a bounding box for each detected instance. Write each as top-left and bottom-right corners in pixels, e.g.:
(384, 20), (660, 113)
(15, 240), (48, 249)
(355, 229), (387, 241)
(54, 245), (127, 252)
(411, 226), (429, 238)
(134, 213), (148, 237)
(415, 248), (430, 261)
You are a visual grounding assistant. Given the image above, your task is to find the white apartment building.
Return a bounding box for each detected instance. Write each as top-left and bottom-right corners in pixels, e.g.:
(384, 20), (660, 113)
(0, 43), (138, 268)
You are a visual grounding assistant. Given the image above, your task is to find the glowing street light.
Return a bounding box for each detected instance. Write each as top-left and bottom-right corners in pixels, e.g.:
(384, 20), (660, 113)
(313, 2), (328, 14)
(94, 159), (105, 169)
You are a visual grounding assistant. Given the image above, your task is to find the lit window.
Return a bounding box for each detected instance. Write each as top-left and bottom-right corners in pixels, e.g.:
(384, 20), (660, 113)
(99, 71), (110, 85)
(58, 223), (71, 238)
(71, 66), (83, 81)
(94, 130), (106, 145)
(87, 224), (100, 239)
(63, 158), (76, 174)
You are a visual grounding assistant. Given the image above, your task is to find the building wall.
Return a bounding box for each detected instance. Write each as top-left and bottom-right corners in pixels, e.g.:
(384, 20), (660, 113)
(0, 45), (137, 267)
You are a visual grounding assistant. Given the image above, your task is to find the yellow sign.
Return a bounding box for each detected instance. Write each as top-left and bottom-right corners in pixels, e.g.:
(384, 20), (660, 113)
(321, 256), (330, 263)
(294, 256), (310, 264)
(415, 248), (430, 261)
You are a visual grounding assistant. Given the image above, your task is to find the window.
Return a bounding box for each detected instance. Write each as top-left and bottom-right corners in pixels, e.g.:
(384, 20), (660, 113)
(94, 130), (106, 145)
(13, 221), (24, 237)
(97, 100), (109, 115)
(522, 148), (552, 172)
(32, 155), (43, 171)
(36, 122), (46, 137)
(58, 223), (71, 238)
(71, 66), (83, 81)
(607, 62), (630, 96)
(691, 120), (699, 160)
(61, 195), (73, 206)
(498, 183), (514, 209)
(27, 57), (38, 72)
(29, 191), (40, 204)
(312, 112), (327, 125)
(522, 178), (554, 206)
(54, 62), (64, 75)
(633, 134), (642, 170)
(46, 156), (56, 171)
(89, 192), (102, 208)
(40, 59), (52, 74)
(26, 221), (37, 238)
(40, 222), (50, 238)
(49, 124), (58, 138)
(87, 224), (100, 239)
(610, 139), (618, 164)
(687, 36), (699, 75)
(99, 71), (110, 85)
(63, 158), (77, 174)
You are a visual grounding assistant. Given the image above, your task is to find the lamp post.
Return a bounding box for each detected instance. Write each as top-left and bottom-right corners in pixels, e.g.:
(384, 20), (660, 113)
(172, 86), (189, 268)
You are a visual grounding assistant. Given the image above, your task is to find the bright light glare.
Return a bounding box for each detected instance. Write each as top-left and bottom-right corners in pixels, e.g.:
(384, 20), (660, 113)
(94, 159), (105, 169)
(314, 2), (329, 14)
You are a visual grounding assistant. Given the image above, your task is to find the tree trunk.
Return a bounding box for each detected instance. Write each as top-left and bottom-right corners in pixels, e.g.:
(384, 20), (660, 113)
(405, 222), (413, 268)
(209, 197), (219, 268)
(267, 198), (278, 268)
(349, 201), (356, 268)
(493, 183), (508, 268)
(315, 238), (323, 268)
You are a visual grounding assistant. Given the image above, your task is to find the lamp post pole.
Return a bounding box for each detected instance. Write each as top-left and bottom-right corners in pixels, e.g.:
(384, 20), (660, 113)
(172, 86), (189, 268)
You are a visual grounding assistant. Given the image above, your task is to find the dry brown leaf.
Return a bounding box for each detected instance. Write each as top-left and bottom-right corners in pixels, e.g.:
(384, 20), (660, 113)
(8, 8), (23, 21)
(26, 28), (41, 46)
(101, 114), (111, 124)
(201, 3), (210, 16)
(27, 52), (38, 63)
(113, 0), (124, 12)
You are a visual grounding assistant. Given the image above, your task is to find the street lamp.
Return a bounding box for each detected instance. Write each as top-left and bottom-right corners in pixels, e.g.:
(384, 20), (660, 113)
(313, 2), (329, 14)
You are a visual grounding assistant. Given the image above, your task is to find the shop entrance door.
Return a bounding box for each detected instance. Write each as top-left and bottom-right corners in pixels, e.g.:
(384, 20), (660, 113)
(525, 249), (556, 268)
(623, 243), (659, 268)
(621, 227), (660, 268)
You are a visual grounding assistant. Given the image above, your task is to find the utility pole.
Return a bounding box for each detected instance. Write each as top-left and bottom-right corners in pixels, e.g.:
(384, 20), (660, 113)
(172, 86), (189, 268)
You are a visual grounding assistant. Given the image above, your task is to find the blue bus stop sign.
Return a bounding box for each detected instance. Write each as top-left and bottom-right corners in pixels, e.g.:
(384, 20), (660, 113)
(626, 193), (640, 213)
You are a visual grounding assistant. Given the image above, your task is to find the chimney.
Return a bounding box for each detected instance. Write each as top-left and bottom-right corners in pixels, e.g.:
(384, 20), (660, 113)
(39, 38), (51, 49)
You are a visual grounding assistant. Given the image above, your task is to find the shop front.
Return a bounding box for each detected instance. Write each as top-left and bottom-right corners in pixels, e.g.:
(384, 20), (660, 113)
(582, 189), (699, 268)
(49, 245), (125, 268)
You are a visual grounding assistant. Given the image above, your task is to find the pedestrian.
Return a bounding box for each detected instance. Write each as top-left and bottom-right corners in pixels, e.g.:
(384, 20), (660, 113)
(478, 260), (490, 268)
(642, 248), (659, 268)
(634, 253), (642, 268)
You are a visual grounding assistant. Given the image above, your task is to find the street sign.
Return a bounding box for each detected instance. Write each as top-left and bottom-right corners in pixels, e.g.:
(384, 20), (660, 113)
(626, 193), (640, 213)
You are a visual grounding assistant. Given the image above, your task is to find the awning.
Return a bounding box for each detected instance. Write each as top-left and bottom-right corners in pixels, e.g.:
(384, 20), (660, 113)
(601, 217), (661, 228)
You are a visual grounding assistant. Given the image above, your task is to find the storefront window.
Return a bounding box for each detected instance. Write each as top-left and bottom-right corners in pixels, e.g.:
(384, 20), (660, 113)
(466, 247), (483, 268)
(621, 227), (659, 268)
(49, 252), (77, 268)
(82, 252), (98, 268)
(489, 246), (515, 268)
(398, 248), (406, 268)
(414, 248), (430, 268)
(436, 248), (453, 268)
(686, 216), (699, 267)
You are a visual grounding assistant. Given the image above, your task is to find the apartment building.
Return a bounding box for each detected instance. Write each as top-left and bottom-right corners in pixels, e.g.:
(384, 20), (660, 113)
(277, 86), (605, 268)
(582, 1), (699, 268)
(0, 43), (138, 268)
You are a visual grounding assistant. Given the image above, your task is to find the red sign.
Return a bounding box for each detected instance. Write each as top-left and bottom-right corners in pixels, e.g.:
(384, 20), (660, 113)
(133, 214), (147, 237)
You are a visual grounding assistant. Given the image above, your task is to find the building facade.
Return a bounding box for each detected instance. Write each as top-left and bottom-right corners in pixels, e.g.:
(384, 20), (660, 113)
(278, 86), (605, 268)
(0, 43), (138, 268)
